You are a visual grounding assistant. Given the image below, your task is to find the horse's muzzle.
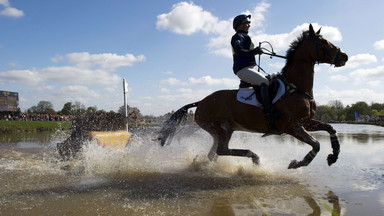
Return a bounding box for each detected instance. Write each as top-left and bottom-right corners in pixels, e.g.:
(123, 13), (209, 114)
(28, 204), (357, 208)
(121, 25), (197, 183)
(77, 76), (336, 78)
(334, 52), (348, 67)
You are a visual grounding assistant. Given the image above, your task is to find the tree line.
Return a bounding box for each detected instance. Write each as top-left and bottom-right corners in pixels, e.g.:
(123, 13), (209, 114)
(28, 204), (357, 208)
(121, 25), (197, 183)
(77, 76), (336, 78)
(22, 100), (196, 125)
(314, 100), (384, 122)
(22, 100), (155, 124)
(23, 99), (384, 124)
(25, 101), (138, 116)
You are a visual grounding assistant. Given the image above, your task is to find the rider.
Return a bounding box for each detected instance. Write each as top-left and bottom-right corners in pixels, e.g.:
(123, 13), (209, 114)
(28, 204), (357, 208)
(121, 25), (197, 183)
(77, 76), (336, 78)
(231, 14), (278, 133)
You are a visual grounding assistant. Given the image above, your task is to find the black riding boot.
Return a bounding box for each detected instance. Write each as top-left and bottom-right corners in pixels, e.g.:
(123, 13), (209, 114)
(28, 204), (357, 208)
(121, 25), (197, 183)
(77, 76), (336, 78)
(259, 83), (279, 135)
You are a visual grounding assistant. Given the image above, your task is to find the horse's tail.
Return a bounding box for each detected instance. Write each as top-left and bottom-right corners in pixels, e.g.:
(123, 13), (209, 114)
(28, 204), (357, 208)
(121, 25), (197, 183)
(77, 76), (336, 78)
(157, 102), (199, 146)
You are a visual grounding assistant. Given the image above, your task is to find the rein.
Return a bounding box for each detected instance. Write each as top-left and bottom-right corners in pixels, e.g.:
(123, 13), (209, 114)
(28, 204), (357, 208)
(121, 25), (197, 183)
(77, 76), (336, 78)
(257, 41), (287, 74)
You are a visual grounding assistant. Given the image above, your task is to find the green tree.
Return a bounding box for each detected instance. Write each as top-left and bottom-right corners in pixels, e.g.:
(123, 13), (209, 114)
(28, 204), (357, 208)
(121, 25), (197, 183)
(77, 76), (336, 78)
(27, 105), (38, 114)
(61, 102), (73, 115)
(351, 101), (370, 116)
(344, 105), (355, 121)
(314, 105), (336, 121)
(328, 100), (344, 109)
(86, 106), (97, 113)
(118, 105), (142, 118)
(370, 103), (384, 112)
(27, 101), (56, 114)
(37, 101), (54, 113)
(73, 101), (86, 115)
(371, 109), (380, 117)
(328, 100), (344, 121)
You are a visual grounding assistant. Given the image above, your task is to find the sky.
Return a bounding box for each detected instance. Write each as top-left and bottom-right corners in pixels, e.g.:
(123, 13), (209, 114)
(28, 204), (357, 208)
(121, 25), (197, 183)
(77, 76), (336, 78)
(1, 0), (384, 116)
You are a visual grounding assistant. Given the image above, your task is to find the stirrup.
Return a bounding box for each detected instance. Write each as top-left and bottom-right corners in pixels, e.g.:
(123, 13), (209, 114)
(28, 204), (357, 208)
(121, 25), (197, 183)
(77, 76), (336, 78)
(262, 114), (281, 137)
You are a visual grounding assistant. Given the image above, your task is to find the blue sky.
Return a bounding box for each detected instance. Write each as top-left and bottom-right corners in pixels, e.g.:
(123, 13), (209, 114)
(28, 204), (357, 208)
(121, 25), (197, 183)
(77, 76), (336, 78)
(1, 0), (384, 116)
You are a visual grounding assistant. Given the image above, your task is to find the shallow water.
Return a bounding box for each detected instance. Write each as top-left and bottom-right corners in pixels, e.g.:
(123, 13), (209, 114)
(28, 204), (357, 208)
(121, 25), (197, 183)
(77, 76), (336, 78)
(0, 124), (383, 215)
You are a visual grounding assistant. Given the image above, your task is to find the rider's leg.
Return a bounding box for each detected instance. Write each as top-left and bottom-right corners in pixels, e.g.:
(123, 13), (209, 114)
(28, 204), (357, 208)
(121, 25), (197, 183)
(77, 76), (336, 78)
(260, 83), (279, 133)
(236, 67), (268, 86)
(236, 67), (279, 133)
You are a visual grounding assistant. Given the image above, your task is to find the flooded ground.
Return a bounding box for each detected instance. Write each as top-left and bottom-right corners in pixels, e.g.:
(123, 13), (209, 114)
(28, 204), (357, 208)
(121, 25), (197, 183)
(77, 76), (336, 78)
(0, 124), (383, 215)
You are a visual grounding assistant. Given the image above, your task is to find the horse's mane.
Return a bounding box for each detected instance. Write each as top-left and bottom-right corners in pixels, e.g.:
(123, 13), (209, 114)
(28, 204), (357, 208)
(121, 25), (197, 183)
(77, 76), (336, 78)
(281, 30), (310, 74)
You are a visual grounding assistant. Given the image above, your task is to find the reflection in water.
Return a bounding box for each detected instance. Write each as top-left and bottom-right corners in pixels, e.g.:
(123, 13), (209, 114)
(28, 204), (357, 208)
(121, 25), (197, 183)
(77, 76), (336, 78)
(303, 191), (341, 216)
(0, 167), (342, 215)
(0, 124), (383, 215)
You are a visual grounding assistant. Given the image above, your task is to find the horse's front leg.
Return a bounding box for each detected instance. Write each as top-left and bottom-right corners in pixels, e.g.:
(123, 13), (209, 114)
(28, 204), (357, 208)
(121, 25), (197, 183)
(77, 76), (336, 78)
(303, 120), (340, 166)
(288, 125), (320, 169)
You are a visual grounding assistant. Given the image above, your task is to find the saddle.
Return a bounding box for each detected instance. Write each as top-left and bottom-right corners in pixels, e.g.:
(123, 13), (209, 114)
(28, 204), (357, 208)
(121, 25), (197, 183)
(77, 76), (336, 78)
(236, 75), (286, 108)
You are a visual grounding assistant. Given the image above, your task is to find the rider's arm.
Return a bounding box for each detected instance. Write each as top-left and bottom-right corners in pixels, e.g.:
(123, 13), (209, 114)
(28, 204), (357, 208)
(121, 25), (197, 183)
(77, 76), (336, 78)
(231, 34), (262, 56)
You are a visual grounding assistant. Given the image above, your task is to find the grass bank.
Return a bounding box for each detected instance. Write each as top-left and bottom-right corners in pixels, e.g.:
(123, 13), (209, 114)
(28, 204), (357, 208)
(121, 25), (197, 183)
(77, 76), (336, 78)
(0, 120), (71, 132)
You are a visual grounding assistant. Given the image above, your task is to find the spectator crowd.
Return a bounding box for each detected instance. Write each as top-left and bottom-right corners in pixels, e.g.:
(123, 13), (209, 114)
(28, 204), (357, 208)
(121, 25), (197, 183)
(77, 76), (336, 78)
(1, 113), (74, 121)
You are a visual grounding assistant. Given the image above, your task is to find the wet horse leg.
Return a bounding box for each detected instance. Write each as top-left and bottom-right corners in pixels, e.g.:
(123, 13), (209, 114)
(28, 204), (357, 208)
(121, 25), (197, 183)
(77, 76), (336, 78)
(288, 124), (320, 169)
(303, 119), (340, 166)
(210, 122), (260, 164)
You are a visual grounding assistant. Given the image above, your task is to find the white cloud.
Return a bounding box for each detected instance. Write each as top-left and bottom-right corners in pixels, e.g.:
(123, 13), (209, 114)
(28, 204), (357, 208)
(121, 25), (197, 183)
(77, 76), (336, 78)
(268, 62), (285, 69)
(251, 1), (270, 29)
(160, 87), (171, 94)
(0, 0), (24, 17)
(315, 86), (384, 105)
(156, 1), (219, 35)
(350, 65), (384, 82)
(330, 75), (349, 82)
(66, 52), (145, 71)
(188, 75), (238, 87)
(40, 66), (121, 85)
(54, 85), (101, 104)
(161, 77), (187, 85)
(346, 53), (377, 69)
(374, 39), (384, 50)
(367, 80), (381, 87)
(51, 55), (63, 63)
(0, 69), (43, 85)
(158, 88), (213, 102)
(0, 0), (10, 7)
(0, 52), (145, 87)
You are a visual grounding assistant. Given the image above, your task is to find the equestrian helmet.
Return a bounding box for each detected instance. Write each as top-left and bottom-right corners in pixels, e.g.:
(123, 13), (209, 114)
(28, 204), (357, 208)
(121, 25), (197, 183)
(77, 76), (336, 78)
(233, 14), (251, 29)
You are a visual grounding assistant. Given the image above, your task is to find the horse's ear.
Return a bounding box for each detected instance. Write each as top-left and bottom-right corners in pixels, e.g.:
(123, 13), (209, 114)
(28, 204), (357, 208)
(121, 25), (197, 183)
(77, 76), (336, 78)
(309, 24), (315, 35)
(316, 27), (322, 35)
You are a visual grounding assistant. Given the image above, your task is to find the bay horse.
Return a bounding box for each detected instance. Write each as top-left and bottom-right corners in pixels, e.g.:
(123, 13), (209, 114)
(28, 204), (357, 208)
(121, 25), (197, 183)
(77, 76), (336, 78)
(157, 24), (348, 169)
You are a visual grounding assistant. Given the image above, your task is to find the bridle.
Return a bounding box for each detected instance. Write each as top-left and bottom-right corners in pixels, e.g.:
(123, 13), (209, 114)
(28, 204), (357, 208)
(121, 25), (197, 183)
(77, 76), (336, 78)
(309, 34), (342, 66)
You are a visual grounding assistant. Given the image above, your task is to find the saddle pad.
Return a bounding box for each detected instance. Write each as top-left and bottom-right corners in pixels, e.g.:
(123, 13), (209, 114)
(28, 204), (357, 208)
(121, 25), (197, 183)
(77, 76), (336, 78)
(236, 78), (286, 107)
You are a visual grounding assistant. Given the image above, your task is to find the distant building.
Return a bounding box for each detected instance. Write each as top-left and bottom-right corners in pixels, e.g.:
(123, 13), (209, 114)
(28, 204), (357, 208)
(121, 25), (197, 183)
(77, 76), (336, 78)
(0, 90), (19, 112)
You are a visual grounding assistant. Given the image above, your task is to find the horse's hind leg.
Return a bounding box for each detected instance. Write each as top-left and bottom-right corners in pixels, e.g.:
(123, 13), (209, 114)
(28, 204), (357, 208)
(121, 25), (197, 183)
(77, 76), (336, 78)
(209, 122), (260, 164)
(288, 124), (320, 169)
(303, 120), (340, 166)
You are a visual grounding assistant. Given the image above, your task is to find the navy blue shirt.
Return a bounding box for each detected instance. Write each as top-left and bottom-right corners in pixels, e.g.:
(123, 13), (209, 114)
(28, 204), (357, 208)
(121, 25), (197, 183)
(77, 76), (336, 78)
(231, 30), (259, 74)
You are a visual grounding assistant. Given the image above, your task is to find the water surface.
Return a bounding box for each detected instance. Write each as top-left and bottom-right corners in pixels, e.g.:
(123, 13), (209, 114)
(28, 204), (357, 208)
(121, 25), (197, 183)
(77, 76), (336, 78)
(0, 124), (383, 215)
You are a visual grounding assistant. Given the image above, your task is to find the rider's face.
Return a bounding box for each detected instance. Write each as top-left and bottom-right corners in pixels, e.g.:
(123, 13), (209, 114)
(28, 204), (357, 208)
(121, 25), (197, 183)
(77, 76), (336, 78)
(238, 22), (250, 32)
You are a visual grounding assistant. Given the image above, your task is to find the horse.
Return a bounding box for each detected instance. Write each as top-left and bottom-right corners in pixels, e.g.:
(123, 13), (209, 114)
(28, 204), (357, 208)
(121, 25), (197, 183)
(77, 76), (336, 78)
(157, 24), (348, 169)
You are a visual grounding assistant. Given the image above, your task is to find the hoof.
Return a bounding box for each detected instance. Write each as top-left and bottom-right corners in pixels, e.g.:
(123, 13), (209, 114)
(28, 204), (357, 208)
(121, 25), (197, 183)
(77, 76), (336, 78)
(327, 154), (338, 166)
(288, 160), (300, 169)
(252, 155), (260, 165)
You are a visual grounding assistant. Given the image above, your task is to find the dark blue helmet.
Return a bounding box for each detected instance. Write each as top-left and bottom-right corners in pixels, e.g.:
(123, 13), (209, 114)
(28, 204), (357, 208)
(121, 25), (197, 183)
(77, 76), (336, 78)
(233, 14), (251, 29)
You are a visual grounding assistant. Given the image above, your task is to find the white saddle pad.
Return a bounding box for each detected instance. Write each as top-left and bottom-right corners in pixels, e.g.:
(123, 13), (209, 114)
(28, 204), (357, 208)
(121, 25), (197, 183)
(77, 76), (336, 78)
(236, 78), (286, 107)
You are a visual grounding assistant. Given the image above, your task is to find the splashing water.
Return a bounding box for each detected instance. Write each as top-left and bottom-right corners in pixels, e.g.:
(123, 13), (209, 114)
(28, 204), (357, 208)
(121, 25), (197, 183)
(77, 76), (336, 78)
(1, 124), (384, 215)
